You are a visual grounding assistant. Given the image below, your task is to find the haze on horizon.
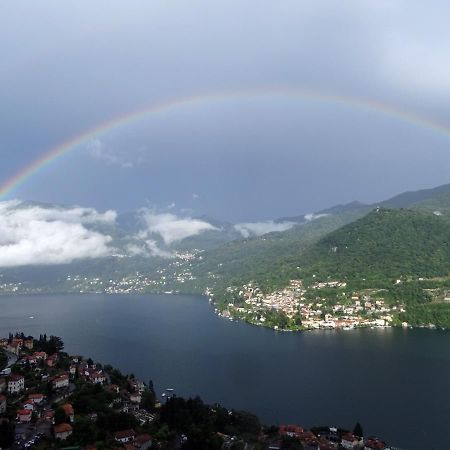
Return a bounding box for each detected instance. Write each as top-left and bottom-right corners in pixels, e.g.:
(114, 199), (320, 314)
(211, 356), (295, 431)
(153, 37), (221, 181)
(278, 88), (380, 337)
(1, 1), (450, 222)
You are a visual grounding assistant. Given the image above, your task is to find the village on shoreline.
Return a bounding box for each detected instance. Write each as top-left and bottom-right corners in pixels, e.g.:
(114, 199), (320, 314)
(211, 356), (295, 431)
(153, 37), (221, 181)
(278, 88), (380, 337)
(212, 279), (408, 332)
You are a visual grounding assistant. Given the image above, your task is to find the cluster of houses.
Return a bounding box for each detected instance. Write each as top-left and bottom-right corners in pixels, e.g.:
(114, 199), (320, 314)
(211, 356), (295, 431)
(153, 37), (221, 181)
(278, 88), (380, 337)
(220, 279), (406, 331)
(271, 425), (392, 450)
(0, 334), (156, 448)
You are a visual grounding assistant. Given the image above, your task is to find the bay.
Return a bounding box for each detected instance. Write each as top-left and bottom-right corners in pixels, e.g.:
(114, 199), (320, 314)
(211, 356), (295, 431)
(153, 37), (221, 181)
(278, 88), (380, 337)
(0, 293), (448, 450)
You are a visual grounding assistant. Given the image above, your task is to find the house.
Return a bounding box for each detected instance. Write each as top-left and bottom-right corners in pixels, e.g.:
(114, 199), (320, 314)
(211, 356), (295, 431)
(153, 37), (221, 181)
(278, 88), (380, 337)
(364, 438), (387, 450)
(22, 400), (34, 411)
(54, 422), (73, 440)
(341, 433), (363, 449)
(129, 379), (146, 394)
(114, 429), (136, 443)
(0, 394), (6, 414)
(33, 351), (47, 360)
(279, 424), (303, 438)
(319, 439), (336, 450)
(17, 409), (32, 423)
(134, 434), (152, 449)
(63, 403), (75, 422)
(24, 339), (34, 350)
(90, 371), (106, 385)
(69, 365), (77, 377)
(46, 354), (58, 367)
(0, 368), (11, 376)
(6, 341), (21, 355)
(8, 374), (25, 394)
(28, 393), (45, 405)
(43, 409), (55, 423)
(53, 373), (69, 389)
(129, 393), (142, 404)
(26, 355), (37, 365)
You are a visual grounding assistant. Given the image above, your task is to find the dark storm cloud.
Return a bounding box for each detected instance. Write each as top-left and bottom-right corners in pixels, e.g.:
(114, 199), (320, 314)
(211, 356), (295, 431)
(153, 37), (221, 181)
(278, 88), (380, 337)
(1, 0), (450, 220)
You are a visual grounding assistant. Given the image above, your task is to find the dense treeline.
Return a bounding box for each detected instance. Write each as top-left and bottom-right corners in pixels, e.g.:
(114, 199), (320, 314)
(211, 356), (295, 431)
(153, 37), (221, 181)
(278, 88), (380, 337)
(159, 396), (261, 449)
(291, 208), (450, 282)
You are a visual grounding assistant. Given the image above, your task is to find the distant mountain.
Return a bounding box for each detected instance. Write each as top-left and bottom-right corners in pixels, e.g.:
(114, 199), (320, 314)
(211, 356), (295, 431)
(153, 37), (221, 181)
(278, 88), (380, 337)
(379, 183), (450, 209)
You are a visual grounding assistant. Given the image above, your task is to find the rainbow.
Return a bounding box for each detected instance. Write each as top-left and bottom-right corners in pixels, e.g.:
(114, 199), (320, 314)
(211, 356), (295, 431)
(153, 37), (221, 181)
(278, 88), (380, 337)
(1, 87), (449, 199)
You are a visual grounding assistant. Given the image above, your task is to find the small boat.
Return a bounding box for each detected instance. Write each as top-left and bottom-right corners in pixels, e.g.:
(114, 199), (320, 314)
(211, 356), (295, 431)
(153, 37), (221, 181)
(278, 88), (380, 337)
(166, 388), (174, 392)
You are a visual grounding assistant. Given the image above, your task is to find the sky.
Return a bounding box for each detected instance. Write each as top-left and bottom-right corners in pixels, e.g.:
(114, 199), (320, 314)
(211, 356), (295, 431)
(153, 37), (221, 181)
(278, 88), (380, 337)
(1, 0), (450, 223)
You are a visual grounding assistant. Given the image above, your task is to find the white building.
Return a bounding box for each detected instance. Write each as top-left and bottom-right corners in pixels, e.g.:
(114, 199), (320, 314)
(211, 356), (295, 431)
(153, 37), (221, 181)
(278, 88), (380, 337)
(53, 374), (69, 389)
(8, 374), (24, 394)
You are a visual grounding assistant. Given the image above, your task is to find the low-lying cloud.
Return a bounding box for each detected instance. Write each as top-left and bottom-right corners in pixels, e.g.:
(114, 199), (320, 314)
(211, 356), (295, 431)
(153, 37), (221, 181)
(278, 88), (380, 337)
(234, 221), (295, 238)
(304, 213), (329, 221)
(139, 210), (218, 245)
(0, 201), (116, 267)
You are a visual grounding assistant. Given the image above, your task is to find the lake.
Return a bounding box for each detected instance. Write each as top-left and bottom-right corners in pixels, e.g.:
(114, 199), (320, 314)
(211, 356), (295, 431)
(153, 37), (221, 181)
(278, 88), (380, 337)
(0, 293), (448, 449)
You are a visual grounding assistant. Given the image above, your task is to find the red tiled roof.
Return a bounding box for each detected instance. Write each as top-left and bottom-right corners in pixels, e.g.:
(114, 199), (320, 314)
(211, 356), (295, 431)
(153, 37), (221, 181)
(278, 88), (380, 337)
(54, 423), (73, 433)
(9, 374), (24, 381)
(28, 393), (44, 399)
(63, 403), (74, 415)
(114, 429), (136, 440)
(54, 374), (69, 382)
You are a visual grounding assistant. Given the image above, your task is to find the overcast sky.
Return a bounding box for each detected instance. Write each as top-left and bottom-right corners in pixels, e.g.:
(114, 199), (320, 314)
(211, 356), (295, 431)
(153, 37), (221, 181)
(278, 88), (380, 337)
(1, 0), (450, 222)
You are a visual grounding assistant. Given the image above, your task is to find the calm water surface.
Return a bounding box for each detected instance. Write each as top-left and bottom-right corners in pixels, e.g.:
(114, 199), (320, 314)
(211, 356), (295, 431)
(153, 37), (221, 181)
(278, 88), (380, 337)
(0, 294), (448, 450)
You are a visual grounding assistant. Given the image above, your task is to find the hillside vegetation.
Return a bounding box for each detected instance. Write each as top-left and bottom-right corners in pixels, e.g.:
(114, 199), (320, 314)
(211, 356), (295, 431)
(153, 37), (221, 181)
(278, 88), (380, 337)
(294, 208), (450, 282)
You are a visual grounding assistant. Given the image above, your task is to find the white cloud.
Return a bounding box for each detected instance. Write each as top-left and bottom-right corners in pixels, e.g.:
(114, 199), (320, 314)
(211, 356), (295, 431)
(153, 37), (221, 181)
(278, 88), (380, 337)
(304, 213), (329, 221)
(126, 240), (173, 258)
(139, 210), (217, 245)
(0, 201), (116, 267)
(87, 139), (134, 169)
(234, 221), (295, 238)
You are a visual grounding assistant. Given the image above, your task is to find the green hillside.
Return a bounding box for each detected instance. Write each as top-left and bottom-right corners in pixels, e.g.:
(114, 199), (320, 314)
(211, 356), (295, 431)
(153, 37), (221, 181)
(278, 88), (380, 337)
(189, 210), (364, 292)
(295, 208), (450, 281)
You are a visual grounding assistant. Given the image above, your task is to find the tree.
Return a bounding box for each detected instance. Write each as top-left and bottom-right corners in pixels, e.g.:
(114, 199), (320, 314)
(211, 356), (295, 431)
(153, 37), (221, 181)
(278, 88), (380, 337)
(54, 406), (68, 425)
(142, 390), (156, 411)
(353, 422), (364, 438)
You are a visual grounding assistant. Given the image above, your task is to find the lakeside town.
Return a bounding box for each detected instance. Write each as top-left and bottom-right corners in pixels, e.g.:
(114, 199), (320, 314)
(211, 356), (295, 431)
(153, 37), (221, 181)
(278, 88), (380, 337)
(0, 332), (398, 449)
(0, 251), (201, 296)
(214, 279), (408, 331)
